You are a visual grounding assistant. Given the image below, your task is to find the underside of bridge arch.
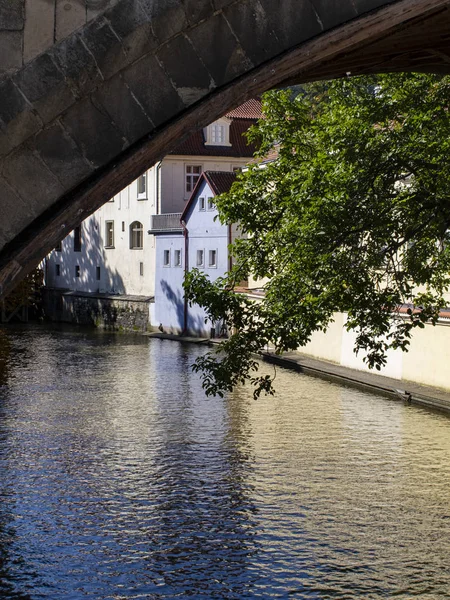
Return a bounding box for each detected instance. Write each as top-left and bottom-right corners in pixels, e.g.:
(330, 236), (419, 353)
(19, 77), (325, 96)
(1, 0), (450, 298)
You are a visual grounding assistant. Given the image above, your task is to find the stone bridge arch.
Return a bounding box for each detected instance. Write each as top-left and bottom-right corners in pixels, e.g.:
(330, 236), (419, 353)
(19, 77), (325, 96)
(1, 0), (450, 297)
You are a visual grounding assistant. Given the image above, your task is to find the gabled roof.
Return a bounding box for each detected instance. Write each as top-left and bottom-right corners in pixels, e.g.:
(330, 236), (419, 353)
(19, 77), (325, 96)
(204, 171), (237, 196)
(181, 171), (237, 222)
(225, 98), (262, 119)
(169, 99), (262, 158)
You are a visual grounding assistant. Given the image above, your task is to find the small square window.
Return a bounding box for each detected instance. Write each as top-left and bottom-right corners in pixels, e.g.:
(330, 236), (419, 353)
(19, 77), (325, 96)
(75, 265), (80, 278)
(163, 249), (170, 267)
(196, 249), (204, 267)
(174, 249), (182, 267)
(140, 262), (144, 276)
(208, 249), (217, 268)
(96, 266), (101, 280)
(199, 197), (206, 211)
(207, 198), (215, 210)
(55, 264), (61, 277)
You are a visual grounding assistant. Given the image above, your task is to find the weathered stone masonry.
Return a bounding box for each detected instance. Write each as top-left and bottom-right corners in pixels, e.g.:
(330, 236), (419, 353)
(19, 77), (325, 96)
(1, 0), (450, 300)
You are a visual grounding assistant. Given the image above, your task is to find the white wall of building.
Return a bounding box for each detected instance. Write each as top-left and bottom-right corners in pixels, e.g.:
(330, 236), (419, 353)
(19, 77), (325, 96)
(46, 154), (249, 298)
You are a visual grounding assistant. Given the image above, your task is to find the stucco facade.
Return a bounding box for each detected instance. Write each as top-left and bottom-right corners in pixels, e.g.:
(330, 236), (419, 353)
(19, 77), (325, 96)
(154, 173), (235, 336)
(44, 100), (261, 303)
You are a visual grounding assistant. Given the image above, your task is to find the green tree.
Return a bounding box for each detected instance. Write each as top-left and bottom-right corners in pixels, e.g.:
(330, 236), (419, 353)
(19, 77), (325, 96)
(185, 73), (450, 398)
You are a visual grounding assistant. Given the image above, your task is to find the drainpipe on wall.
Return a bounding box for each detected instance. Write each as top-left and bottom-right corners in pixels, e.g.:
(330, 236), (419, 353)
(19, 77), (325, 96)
(156, 161), (162, 214)
(181, 219), (189, 335)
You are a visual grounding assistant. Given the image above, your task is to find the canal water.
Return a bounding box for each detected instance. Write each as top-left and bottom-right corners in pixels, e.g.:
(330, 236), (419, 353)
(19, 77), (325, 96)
(1, 325), (450, 599)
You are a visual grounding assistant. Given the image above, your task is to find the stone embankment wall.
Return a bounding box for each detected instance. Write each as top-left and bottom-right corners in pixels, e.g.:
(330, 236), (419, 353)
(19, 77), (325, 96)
(0, 0), (117, 75)
(42, 288), (152, 331)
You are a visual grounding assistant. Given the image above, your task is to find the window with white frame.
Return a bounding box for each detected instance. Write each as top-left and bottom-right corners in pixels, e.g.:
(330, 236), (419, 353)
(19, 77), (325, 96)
(207, 197), (215, 211)
(137, 173), (147, 199)
(105, 220), (114, 247)
(163, 249), (170, 267)
(174, 249), (182, 267)
(208, 249), (217, 268)
(196, 249), (204, 267)
(205, 118), (232, 147)
(211, 124), (225, 144)
(130, 221), (143, 249)
(186, 165), (201, 194)
(198, 197), (206, 211)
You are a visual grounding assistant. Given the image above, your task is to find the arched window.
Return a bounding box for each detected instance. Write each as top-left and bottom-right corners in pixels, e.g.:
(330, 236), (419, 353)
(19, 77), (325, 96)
(130, 221), (143, 249)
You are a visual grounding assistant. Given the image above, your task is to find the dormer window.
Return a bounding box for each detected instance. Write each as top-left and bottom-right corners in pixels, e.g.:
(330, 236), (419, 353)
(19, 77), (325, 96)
(205, 117), (232, 147)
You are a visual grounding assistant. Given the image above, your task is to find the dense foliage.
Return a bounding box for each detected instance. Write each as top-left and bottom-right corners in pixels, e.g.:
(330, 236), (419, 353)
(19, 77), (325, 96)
(185, 73), (450, 398)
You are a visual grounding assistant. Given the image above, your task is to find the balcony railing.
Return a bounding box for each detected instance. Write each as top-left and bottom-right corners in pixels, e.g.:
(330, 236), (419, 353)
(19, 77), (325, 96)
(149, 213), (183, 233)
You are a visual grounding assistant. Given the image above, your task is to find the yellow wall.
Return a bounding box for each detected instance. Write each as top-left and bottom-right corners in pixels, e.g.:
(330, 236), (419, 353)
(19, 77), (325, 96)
(402, 323), (450, 391)
(301, 313), (344, 364)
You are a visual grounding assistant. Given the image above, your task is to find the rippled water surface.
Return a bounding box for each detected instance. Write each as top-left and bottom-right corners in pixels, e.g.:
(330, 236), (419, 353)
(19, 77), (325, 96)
(1, 325), (450, 599)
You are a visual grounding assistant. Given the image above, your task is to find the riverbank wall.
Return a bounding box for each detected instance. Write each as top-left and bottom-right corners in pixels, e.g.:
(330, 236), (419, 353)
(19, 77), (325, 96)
(42, 288), (153, 332)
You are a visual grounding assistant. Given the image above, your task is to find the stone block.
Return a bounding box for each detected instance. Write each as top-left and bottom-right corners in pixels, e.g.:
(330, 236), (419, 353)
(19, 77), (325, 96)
(0, 0), (24, 31)
(212, 0), (234, 9)
(93, 73), (154, 144)
(0, 78), (41, 150)
(105, 0), (157, 65)
(156, 35), (213, 105)
(183, 0), (213, 26)
(0, 129), (13, 157)
(310, 0), (357, 30)
(1, 146), (63, 212)
(122, 53), (185, 128)
(34, 122), (94, 189)
(86, 0), (120, 22)
(61, 96), (126, 168)
(80, 16), (128, 80)
(23, 0), (55, 63)
(0, 31), (23, 73)
(258, 0), (323, 49)
(56, 0), (87, 42)
(139, 0), (188, 44)
(187, 13), (253, 87)
(0, 175), (37, 239)
(13, 53), (77, 123)
(223, 0), (283, 65)
(51, 34), (102, 98)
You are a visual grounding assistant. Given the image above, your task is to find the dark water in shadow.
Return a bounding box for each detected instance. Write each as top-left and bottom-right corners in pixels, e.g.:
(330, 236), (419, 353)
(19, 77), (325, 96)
(0, 324), (450, 599)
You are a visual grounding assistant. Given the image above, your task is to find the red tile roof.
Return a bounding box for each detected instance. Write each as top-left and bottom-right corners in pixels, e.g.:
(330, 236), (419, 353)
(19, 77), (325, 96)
(204, 170), (237, 196)
(169, 99), (262, 158)
(170, 119), (259, 157)
(225, 98), (262, 119)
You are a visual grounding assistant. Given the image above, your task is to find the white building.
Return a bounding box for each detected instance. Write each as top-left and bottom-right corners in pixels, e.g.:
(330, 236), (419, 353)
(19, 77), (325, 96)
(153, 171), (238, 336)
(44, 100), (262, 302)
